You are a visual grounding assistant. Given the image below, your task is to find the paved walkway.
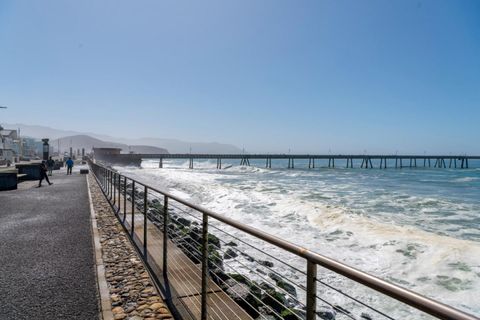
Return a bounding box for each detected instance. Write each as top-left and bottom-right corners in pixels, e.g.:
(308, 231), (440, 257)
(0, 171), (100, 319)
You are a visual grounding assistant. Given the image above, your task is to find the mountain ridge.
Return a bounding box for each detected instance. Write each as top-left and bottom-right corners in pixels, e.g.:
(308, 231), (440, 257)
(1, 123), (242, 153)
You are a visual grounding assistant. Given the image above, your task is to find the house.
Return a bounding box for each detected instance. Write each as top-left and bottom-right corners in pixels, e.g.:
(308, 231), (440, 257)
(0, 126), (19, 163)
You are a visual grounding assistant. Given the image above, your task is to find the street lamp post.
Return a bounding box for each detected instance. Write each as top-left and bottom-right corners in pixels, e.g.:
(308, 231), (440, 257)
(42, 139), (50, 161)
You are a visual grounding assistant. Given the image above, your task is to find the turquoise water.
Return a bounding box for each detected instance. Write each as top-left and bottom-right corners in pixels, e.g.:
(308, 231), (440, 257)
(118, 159), (480, 318)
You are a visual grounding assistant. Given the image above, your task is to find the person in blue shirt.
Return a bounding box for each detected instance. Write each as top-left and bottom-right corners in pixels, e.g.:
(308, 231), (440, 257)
(66, 157), (74, 175)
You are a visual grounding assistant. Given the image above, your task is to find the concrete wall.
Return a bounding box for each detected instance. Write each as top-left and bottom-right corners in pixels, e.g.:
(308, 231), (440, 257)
(0, 170), (18, 190)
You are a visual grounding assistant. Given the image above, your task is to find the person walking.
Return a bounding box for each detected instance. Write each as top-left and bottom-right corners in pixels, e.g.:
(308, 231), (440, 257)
(66, 157), (74, 175)
(46, 156), (55, 176)
(38, 161), (53, 187)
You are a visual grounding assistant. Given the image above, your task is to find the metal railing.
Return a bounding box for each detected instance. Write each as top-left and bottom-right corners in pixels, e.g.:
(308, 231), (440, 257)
(89, 161), (479, 320)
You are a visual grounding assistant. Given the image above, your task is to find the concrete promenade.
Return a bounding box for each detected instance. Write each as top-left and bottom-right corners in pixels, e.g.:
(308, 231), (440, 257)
(0, 171), (100, 319)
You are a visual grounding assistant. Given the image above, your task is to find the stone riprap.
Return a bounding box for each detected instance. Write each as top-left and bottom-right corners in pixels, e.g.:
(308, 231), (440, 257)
(88, 174), (172, 320)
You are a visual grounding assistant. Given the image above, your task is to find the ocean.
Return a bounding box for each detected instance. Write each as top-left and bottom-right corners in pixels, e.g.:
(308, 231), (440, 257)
(116, 159), (480, 318)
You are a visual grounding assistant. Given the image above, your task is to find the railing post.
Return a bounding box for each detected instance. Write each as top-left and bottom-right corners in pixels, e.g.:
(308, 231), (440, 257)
(163, 196), (168, 277)
(201, 212), (209, 320)
(109, 171), (113, 200)
(109, 170), (112, 199)
(112, 172), (116, 207)
(143, 185), (148, 259)
(131, 181), (135, 235)
(118, 174), (121, 214)
(123, 176), (127, 222)
(306, 260), (317, 320)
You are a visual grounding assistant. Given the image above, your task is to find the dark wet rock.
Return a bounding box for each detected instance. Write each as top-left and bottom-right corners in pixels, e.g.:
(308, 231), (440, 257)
(177, 237), (194, 253)
(249, 281), (262, 298)
(317, 306), (336, 320)
(361, 312), (373, 319)
(292, 308), (306, 318)
(224, 248), (238, 259)
(210, 268), (228, 285)
(147, 208), (161, 216)
(285, 296), (298, 309)
(188, 227), (201, 243)
(228, 273), (251, 286)
(208, 233), (221, 248)
(277, 280), (296, 297)
(281, 309), (301, 320)
(261, 288), (286, 314)
(208, 249), (223, 269)
(167, 224), (178, 237)
(191, 253), (203, 264)
(184, 249), (201, 264)
(241, 252), (255, 262)
(220, 278), (237, 291)
(267, 273), (297, 297)
(260, 282), (274, 292)
(259, 260), (274, 268)
(256, 268), (267, 275)
(177, 217), (191, 227)
(226, 283), (259, 318)
(269, 273), (281, 283)
(178, 226), (190, 237)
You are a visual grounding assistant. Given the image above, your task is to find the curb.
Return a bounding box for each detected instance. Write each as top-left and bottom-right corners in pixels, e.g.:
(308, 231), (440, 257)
(87, 175), (114, 320)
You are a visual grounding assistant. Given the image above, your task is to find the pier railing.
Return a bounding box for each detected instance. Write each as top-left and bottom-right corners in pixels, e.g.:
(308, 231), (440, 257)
(94, 153), (479, 169)
(89, 161), (479, 320)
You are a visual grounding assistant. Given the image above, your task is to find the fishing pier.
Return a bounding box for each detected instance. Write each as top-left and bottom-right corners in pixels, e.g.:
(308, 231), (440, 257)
(94, 152), (479, 169)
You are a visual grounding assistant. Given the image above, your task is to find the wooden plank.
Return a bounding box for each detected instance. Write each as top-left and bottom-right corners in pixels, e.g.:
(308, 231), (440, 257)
(180, 291), (252, 320)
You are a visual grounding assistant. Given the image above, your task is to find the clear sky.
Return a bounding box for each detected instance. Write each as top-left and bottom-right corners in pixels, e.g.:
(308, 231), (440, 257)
(0, 0), (479, 154)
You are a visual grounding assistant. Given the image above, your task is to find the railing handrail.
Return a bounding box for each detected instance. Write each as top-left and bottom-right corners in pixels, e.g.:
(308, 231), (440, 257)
(91, 161), (479, 320)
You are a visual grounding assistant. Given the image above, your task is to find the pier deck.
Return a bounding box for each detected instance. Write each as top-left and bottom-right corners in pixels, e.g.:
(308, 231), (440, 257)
(95, 153), (480, 169)
(115, 197), (252, 320)
(0, 172), (99, 319)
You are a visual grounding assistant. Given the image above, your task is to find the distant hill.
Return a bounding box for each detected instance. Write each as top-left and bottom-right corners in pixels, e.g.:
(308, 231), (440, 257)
(102, 137), (242, 154)
(128, 145), (170, 154)
(50, 135), (168, 154)
(2, 123), (242, 153)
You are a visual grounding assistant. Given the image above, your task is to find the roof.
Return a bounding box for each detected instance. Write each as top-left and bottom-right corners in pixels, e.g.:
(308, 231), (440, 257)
(0, 130), (17, 136)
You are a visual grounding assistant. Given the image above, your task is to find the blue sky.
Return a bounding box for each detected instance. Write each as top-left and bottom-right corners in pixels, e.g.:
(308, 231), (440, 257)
(0, 0), (479, 153)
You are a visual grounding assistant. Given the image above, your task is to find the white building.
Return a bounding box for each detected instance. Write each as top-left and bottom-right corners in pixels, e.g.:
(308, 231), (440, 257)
(0, 126), (19, 163)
